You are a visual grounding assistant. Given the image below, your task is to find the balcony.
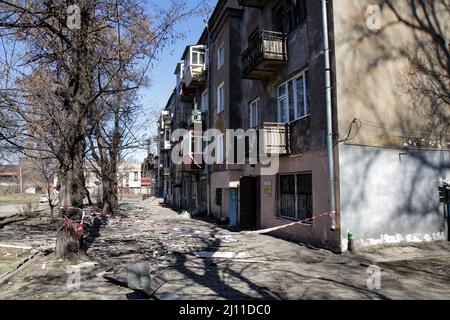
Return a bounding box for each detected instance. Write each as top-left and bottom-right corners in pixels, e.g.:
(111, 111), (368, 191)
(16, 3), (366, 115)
(160, 140), (172, 151)
(242, 30), (288, 80)
(188, 110), (206, 127)
(259, 122), (290, 154)
(238, 0), (269, 7)
(183, 64), (207, 89)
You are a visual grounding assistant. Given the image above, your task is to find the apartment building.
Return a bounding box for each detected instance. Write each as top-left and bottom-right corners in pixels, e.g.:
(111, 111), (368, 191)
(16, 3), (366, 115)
(157, 0), (450, 252)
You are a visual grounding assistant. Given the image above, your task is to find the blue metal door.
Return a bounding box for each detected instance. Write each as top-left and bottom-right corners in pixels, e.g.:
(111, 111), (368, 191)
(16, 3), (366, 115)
(229, 188), (238, 227)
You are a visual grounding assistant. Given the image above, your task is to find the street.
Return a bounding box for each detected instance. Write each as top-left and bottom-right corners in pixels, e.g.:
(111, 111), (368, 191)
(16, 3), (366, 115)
(0, 202), (49, 219)
(0, 201), (449, 300)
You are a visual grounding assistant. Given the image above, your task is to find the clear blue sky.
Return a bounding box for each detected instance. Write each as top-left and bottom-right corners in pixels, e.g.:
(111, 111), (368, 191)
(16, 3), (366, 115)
(132, 0), (217, 161)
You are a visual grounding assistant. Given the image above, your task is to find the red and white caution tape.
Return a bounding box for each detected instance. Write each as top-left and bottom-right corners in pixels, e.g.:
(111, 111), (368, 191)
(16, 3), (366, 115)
(242, 212), (330, 235)
(144, 212), (331, 238)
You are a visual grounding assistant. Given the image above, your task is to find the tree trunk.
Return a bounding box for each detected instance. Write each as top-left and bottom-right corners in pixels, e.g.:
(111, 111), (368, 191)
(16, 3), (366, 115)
(55, 155), (86, 259)
(102, 176), (118, 215)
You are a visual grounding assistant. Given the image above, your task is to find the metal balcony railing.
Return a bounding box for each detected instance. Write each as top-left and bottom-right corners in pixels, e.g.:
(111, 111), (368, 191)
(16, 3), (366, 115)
(259, 122), (290, 155)
(242, 30), (288, 79)
(183, 64), (207, 89)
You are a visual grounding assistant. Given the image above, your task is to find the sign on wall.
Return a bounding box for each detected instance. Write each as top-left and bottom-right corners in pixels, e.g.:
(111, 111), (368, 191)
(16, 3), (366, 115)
(263, 180), (272, 197)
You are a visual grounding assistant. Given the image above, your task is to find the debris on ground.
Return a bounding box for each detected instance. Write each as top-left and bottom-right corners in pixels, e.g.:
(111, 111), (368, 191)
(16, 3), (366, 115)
(180, 211), (191, 219)
(1, 202), (450, 300)
(196, 252), (248, 259)
(140, 196), (163, 206)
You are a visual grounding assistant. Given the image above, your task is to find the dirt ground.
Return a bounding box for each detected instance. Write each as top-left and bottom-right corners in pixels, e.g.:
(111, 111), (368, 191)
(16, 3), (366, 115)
(0, 202), (449, 300)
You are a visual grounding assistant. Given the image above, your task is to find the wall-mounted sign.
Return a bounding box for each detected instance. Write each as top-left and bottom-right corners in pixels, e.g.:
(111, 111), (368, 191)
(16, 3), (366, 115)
(263, 180), (272, 196)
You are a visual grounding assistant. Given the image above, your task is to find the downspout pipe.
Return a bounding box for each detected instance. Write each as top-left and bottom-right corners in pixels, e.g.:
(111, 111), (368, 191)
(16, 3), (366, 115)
(206, 21), (212, 217)
(321, 0), (337, 231)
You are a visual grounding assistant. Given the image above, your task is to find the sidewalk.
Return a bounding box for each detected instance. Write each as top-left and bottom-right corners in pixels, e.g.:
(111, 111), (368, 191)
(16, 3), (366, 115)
(0, 202), (449, 300)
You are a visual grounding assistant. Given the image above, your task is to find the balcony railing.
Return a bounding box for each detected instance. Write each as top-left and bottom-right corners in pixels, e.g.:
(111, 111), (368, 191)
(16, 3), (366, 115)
(238, 0), (269, 7)
(188, 110), (206, 127)
(160, 140), (172, 151)
(259, 122), (290, 155)
(242, 30), (288, 79)
(183, 64), (207, 89)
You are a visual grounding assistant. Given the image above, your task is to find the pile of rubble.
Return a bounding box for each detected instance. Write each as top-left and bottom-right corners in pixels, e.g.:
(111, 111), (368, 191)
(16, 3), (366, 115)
(141, 196), (163, 206)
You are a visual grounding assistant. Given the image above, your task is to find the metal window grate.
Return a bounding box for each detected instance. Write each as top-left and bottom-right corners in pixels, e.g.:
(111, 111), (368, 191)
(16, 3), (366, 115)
(278, 172), (312, 222)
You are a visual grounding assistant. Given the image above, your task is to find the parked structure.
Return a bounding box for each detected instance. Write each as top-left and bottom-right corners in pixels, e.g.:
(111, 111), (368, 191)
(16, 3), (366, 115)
(156, 0), (450, 252)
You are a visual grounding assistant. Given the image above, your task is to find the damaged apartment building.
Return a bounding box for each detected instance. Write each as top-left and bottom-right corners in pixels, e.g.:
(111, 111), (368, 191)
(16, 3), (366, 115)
(156, 0), (450, 252)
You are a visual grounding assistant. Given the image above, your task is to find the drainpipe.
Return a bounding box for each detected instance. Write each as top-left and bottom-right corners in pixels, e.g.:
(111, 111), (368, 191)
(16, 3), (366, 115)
(206, 20), (212, 217)
(321, 0), (336, 231)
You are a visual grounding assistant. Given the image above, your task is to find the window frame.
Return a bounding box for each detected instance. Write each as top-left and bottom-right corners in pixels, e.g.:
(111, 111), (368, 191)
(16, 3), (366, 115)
(277, 69), (310, 123)
(217, 44), (225, 70)
(249, 97), (261, 129)
(278, 172), (313, 223)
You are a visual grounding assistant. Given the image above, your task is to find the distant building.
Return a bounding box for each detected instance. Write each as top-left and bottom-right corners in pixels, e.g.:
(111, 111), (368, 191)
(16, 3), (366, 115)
(0, 165), (19, 187)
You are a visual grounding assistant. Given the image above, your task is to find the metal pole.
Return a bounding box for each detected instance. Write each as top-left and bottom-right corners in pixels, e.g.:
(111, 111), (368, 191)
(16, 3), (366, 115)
(19, 158), (23, 193)
(321, 0), (337, 231)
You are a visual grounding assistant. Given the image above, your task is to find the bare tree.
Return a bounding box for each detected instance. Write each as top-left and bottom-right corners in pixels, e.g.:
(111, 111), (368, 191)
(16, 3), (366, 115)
(0, 0), (209, 259)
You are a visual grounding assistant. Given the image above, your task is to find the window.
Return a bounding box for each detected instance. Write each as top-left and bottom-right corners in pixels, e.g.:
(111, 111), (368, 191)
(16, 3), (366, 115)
(185, 46), (206, 70)
(272, 0), (307, 33)
(192, 181), (198, 199)
(249, 98), (260, 128)
(278, 172), (312, 222)
(217, 44), (225, 70)
(277, 70), (310, 123)
(217, 82), (225, 114)
(201, 89), (209, 112)
(215, 188), (222, 206)
(134, 172), (139, 182)
(183, 179), (188, 198)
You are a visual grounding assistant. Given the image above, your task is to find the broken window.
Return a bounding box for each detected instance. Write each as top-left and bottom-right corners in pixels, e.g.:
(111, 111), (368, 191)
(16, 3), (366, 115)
(278, 172), (312, 222)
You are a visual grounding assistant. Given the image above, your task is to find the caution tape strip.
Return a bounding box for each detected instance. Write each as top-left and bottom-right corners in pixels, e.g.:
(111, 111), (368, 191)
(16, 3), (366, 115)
(145, 212), (331, 237)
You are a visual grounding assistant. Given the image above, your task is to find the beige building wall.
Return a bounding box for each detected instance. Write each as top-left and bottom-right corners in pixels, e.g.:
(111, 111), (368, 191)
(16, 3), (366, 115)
(333, 0), (450, 250)
(258, 150), (339, 250)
